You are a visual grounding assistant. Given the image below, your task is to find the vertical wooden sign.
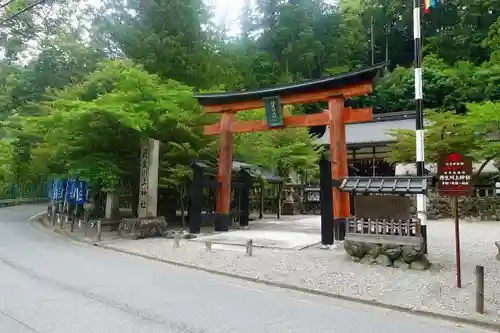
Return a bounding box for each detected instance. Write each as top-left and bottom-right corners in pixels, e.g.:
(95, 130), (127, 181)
(437, 152), (473, 289)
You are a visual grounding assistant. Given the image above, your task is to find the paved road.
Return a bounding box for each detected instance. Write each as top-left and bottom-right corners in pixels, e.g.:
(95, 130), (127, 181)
(0, 205), (494, 333)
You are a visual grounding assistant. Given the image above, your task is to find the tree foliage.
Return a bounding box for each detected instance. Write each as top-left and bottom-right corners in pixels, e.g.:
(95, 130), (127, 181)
(0, 0), (499, 193)
(233, 106), (321, 177)
(386, 102), (500, 176)
(19, 60), (211, 189)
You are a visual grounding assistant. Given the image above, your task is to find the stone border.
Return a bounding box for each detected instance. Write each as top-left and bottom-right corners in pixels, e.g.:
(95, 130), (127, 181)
(344, 241), (431, 270)
(31, 215), (500, 332)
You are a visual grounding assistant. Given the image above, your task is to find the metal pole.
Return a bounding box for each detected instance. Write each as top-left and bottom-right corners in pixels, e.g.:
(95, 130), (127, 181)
(51, 201), (57, 225)
(453, 196), (462, 288)
(385, 24), (389, 62)
(413, 0), (428, 253)
(173, 233), (180, 248)
(246, 239), (253, 256)
(96, 219), (102, 242)
(370, 15), (375, 65)
(259, 180), (264, 219)
(475, 265), (484, 313)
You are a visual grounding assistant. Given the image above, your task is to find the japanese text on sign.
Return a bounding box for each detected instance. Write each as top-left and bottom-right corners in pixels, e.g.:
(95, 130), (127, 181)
(437, 153), (473, 197)
(74, 180), (88, 205)
(52, 179), (65, 201)
(306, 189), (320, 202)
(264, 96), (284, 128)
(139, 144), (149, 212)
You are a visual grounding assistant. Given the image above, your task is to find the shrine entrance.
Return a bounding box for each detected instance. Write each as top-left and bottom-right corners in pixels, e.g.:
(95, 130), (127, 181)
(193, 63), (387, 245)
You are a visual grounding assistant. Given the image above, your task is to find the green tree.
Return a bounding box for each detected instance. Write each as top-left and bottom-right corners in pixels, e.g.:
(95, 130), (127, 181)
(233, 106), (321, 178)
(386, 102), (500, 177)
(93, 0), (216, 88)
(22, 60), (210, 190)
(385, 110), (478, 164)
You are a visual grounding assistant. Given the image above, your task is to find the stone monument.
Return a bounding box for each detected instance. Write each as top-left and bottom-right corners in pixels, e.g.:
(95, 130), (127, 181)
(119, 138), (168, 239)
(282, 186), (298, 215)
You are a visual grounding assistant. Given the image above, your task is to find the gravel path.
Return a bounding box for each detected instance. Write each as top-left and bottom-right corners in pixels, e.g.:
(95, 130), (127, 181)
(85, 219), (500, 326)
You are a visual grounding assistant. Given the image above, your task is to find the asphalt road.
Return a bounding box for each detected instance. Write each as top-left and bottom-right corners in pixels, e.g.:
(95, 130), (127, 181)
(0, 204), (494, 333)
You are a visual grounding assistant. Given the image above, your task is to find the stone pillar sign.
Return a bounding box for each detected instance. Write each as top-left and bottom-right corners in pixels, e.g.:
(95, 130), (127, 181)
(119, 138), (167, 239)
(138, 138), (159, 218)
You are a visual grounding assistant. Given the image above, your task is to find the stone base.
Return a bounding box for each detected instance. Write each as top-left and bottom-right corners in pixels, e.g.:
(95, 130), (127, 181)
(214, 214), (230, 232)
(282, 201), (298, 215)
(344, 241), (431, 270)
(119, 216), (168, 240)
(100, 219), (121, 232)
(334, 219), (346, 241)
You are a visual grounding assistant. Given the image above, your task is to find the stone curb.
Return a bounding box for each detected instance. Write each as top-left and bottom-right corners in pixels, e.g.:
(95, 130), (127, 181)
(33, 218), (500, 332)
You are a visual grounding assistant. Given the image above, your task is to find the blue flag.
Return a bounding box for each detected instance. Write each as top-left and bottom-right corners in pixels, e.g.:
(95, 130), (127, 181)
(65, 179), (75, 202)
(52, 179), (65, 201)
(74, 180), (88, 205)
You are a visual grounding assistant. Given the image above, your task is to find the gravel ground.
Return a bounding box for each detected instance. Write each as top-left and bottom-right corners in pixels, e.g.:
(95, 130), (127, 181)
(71, 219), (500, 326)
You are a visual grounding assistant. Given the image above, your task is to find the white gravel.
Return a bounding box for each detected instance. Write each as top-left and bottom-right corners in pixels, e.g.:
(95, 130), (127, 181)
(98, 219), (500, 326)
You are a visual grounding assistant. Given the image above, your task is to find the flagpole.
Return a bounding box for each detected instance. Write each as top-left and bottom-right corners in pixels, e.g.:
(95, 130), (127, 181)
(413, 0), (427, 253)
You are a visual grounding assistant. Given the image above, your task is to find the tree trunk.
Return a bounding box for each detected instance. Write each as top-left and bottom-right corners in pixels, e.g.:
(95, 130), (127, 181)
(475, 154), (500, 178)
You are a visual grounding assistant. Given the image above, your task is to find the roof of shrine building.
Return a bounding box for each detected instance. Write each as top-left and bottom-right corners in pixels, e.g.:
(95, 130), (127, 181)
(315, 110), (419, 147)
(193, 62), (388, 106)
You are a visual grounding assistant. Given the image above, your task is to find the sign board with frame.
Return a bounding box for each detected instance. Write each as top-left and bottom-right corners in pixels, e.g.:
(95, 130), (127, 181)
(263, 96), (284, 128)
(437, 152), (473, 197)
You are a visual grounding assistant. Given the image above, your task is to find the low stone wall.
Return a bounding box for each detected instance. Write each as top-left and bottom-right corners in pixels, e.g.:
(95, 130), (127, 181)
(344, 241), (431, 270)
(427, 192), (500, 220)
(119, 216), (168, 240)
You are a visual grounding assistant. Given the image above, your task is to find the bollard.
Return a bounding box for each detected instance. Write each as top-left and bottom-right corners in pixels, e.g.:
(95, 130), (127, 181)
(70, 217), (75, 233)
(246, 239), (253, 256)
(173, 233), (180, 248)
(476, 265), (485, 314)
(51, 204), (57, 225)
(205, 240), (212, 252)
(96, 219), (102, 242)
(58, 214), (63, 229)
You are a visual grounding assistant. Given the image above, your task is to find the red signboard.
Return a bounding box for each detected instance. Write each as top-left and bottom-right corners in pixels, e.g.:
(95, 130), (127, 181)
(437, 153), (473, 197)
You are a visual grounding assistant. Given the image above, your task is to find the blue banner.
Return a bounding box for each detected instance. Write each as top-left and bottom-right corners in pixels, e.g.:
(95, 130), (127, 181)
(52, 179), (65, 201)
(73, 180), (88, 205)
(65, 179), (75, 201)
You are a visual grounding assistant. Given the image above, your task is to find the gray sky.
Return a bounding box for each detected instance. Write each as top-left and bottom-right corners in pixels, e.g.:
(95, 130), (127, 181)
(208, 0), (337, 36)
(207, 0), (250, 35)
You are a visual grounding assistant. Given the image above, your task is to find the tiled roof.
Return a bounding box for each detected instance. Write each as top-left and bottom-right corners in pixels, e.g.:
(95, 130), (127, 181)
(194, 62), (388, 106)
(315, 110), (418, 146)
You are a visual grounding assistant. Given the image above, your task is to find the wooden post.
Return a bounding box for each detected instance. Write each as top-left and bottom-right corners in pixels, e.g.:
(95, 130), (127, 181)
(51, 202), (57, 225)
(475, 265), (484, 314)
(180, 186), (186, 228)
(259, 180), (264, 219)
(96, 219), (102, 242)
(277, 182), (282, 219)
(239, 169), (251, 227)
(328, 97), (349, 240)
(453, 196), (462, 288)
(58, 212), (63, 229)
(173, 233), (181, 248)
(246, 239), (253, 256)
(189, 163), (203, 234)
(215, 112), (234, 231)
(319, 156), (334, 245)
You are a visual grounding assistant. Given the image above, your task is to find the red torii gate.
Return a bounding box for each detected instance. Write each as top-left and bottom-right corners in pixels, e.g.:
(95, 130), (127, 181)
(193, 63), (386, 244)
